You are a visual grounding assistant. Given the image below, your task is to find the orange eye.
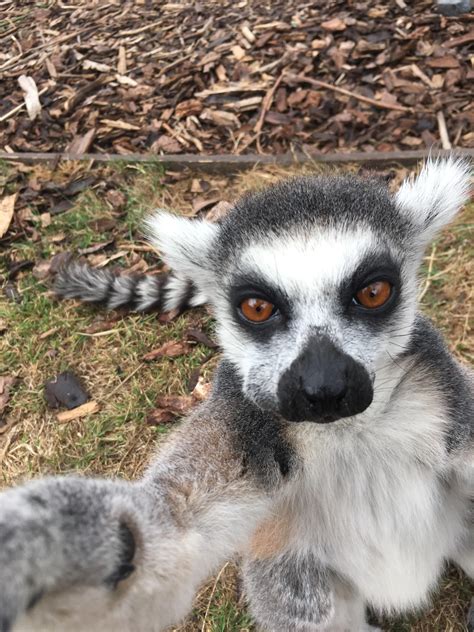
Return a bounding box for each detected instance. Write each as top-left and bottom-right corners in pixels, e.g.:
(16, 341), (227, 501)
(355, 281), (392, 309)
(240, 298), (275, 323)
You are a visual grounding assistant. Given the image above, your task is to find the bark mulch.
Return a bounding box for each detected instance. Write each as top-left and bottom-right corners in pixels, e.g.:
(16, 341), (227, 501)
(1, 0), (473, 158)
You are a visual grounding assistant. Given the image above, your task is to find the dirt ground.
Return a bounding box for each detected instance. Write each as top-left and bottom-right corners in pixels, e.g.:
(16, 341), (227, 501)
(0, 158), (472, 630)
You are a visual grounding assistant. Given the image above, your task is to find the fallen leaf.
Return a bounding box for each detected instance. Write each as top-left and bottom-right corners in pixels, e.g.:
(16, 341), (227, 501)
(146, 409), (175, 425)
(45, 371), (89, 409)
(192, 196), (221, 214)
(56, 401), (99, 423)
(151, 134), (183, 153)
(105, 189), (127, 209)
(50, 200), (75, 215)
(0, 193), (17, 238)
(146, 394), (196, 425)
(63, 176), (96, 196)
(205, 200), (234, 222)
(0, 376), (17, 419)
(18, 75), (42, 120)
(40, 212), (51, 227)
(192, 376), (212, 401)
(83, 60), (112, 73)
(185, 328), (218, 349)
(78, 239), (115, 255)
(155, 394), (194, 413)
(142, 340), (192, 361)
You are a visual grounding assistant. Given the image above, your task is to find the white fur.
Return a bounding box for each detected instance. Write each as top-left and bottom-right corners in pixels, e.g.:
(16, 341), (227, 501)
(145, 211), (218, 294)
(283, 358), (466, 613)
(395, 157), (471, 244)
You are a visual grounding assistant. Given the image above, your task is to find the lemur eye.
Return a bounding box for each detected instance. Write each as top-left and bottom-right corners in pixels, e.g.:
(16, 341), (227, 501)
(354, 281), (392, 309)
(240, 298), (275, 323)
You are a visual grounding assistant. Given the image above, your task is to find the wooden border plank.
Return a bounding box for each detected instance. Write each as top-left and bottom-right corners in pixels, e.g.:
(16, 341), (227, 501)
(0, 149), (472, 173)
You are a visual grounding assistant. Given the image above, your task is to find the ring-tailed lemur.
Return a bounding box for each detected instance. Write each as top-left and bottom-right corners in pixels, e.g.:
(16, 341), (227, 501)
(0, 159), (472, 632)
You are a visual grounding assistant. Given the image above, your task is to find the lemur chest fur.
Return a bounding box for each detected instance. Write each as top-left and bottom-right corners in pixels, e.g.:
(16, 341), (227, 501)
(281, 393), (467, 611)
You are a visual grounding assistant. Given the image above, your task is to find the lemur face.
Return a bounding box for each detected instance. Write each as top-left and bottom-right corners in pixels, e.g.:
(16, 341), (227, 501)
(148, 159), (470, 423)
(218, 226), (404, 422)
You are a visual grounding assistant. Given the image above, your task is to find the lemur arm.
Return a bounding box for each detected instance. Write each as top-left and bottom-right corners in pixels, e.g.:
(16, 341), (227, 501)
(0, 407), (276, 632)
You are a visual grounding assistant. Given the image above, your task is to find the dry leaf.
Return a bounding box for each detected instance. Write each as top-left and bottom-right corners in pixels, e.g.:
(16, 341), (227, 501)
(40, 212), (51, 228)
(192, 376), (212, 401)
(185, 328), (218, 348)
(18, 75), (42, 120)
(83, 60), (112, 73)
(0, 376), (17, 418)
(56, 401), (99, 423)
(146, 394), (196, 425)
(0, 193), (17, 238)
(142, 340), (191, 361)
(205, 200), (234, 222)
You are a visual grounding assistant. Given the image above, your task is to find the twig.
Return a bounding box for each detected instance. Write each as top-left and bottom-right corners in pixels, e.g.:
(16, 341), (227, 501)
(285, 73), (414, 113)
(201, 562), (229, 632)
(0, 87), (48, 123)
(419, 244), (437, 301)
(436, 110), (452, 150)
(119, 19), (164, 36)
(254, 72), (284, 134)
(0, 28), (93, 73)
(107, 363), (145, 398)
(0, 431), (15, 465)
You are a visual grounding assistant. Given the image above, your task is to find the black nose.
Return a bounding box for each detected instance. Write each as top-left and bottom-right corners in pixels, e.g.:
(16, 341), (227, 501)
(302, 373), (348, 405)
(278, 335), (373, 423)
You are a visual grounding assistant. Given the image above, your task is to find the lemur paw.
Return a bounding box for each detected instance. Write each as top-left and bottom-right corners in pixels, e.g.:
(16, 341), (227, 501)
(0, 479), (136, 630)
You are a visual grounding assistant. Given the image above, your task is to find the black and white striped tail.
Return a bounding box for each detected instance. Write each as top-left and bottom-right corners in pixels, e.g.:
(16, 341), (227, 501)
(54, 261), (206, 313)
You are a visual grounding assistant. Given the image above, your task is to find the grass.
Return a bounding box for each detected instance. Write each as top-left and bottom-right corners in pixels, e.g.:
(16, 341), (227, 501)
(0, 159), (472, 630)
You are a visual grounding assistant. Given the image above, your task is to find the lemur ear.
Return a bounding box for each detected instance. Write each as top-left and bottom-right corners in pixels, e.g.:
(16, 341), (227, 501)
(145, 210), (219, 279)
(394, 158), (471, 245)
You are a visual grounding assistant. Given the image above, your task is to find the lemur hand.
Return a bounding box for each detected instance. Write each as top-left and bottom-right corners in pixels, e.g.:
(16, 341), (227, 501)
(0, 477), (137, 632)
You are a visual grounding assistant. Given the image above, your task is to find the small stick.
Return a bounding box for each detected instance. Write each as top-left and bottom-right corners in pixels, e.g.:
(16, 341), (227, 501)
(254, 72), (284, 134)
(419, 244), (437, 301)
(0, 87), (48, 123)
(56, 401), (99, 423)
(436, 110), (452, 150)
(285, 73), (413, 113)
(200, 562), (230, 632)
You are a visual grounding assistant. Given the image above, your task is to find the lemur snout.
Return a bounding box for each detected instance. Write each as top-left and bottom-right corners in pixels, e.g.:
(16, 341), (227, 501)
(277, 335), (373, 423)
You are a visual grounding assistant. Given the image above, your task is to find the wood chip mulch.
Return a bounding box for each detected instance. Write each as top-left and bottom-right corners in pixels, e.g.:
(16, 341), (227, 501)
(1, 0), (473, 157)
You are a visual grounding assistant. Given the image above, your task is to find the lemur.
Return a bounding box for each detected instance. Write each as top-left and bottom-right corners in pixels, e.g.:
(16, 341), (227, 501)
(0, 159), (472, 632)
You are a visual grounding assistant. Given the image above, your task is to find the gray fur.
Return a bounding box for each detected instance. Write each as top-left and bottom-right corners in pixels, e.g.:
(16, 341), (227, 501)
(242, 553), (334, 631)
(0, 159), (472, 632)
